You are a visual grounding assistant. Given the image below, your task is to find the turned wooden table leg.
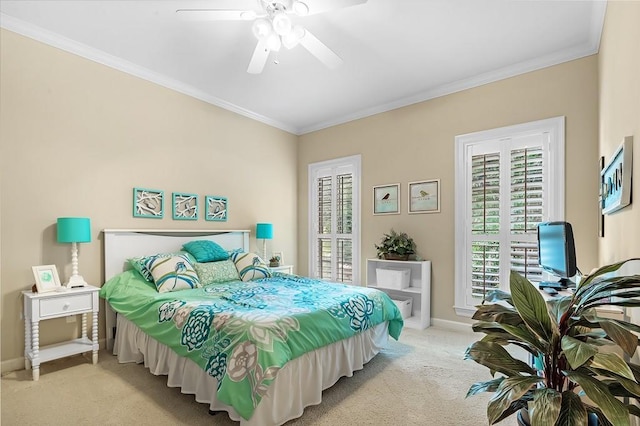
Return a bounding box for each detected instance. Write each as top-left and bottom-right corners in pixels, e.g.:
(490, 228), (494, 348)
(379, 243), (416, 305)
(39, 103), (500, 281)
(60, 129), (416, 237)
(24, 316), (31, 370)
(31, 320), (40, 381)
(92, 310), (98, 364)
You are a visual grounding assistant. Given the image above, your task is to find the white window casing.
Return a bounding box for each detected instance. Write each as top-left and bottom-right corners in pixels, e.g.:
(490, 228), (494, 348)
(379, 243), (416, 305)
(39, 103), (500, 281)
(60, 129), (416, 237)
(454, 117), (565, 317)
(308, 155), (361, 284)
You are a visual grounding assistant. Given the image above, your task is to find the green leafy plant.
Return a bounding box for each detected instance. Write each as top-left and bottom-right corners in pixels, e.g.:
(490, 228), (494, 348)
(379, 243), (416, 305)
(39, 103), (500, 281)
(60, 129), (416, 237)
(269, 255), (280, 267)
(465, 259), (640, 426)
(375, 229), (416, 259)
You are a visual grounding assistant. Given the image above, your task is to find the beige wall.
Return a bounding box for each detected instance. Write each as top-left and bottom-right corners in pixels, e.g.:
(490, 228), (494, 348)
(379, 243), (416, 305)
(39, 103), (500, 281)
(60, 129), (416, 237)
(0, 30), (298, 367)
(298, 56), (600, 324)
(598, 6), (640, 417)
(598, 2), (640, 263)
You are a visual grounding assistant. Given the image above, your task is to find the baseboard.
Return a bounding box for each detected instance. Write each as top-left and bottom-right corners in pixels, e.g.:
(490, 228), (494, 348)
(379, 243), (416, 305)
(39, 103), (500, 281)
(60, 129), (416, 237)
(1, 337), (106, 374)
(1, 357), (25, 374)
(431, 317), (473, 334)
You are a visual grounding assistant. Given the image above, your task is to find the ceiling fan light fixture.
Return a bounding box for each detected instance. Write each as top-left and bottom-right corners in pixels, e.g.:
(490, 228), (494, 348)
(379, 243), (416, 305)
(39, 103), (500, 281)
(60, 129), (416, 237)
(265, 32), (282, 51)
(272, 12), (292, 36)
(292, 1), (309, 16)
(282, 25), (305, 49)
(252, 18), (272, 40)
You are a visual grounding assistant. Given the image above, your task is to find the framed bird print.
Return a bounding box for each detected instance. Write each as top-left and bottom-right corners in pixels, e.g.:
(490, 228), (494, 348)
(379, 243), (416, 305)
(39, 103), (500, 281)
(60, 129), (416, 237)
(408, 179), (440, 214)
(373, 183), (400, 215)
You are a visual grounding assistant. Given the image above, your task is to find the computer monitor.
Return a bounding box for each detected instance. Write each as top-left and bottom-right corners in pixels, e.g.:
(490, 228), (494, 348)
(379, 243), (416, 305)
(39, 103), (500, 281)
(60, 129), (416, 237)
(537, 221), (577, 288)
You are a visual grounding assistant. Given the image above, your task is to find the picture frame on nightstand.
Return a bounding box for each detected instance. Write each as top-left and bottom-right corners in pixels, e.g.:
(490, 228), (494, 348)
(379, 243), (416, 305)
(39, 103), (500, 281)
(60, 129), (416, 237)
(32, 265), (62, 293)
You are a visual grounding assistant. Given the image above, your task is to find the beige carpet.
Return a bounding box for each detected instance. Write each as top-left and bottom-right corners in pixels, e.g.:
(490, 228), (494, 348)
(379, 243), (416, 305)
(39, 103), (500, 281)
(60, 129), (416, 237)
(1, 326), (518, 426)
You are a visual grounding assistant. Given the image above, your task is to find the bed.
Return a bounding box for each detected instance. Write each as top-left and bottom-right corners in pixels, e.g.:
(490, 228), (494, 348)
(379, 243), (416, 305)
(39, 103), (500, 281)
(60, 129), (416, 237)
(102, 229), (403, 426)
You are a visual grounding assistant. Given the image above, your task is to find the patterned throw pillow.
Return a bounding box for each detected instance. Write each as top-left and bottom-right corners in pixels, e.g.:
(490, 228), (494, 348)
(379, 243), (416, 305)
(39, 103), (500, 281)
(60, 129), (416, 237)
(182, 240), (229, 262)
(231, 252), (272, 281)
(194, 260), (241, 285)
(128, 252), (196, 282)
(144, 254), (200, 293)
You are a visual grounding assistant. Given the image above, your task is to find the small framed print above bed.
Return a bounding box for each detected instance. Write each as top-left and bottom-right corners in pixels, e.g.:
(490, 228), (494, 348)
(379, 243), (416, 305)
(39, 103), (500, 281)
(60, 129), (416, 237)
(205, 195), (228, 221)
(172, 192), (198, 220)
(133, 187), (164, 219)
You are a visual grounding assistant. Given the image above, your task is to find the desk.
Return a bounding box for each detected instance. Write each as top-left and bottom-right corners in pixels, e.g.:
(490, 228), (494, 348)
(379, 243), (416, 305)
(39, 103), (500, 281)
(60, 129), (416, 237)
(536, 284), (625, 320)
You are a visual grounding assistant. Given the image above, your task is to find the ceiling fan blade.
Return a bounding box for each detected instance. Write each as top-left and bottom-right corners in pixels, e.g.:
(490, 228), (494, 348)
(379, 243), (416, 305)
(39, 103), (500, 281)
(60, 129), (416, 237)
(247, 40), (270, 74)
(176, 9), (259, 21)
(303, 0), (368, 16)
(299, 29), (343, 69)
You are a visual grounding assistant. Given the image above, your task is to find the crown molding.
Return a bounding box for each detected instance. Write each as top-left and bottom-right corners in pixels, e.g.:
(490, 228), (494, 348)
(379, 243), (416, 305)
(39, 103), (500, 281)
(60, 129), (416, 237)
(2, 0), (606, 137)
(0, 13), (298, 135)
(299, 40), (601, 135)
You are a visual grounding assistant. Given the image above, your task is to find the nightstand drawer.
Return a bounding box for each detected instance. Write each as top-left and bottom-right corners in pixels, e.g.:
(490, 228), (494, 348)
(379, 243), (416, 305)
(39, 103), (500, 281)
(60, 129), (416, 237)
(39, 293), (92, 318)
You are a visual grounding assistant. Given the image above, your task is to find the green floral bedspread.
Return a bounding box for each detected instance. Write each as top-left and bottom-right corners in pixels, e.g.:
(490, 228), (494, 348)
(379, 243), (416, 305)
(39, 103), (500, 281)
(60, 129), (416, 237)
(100, 271), (403, 420)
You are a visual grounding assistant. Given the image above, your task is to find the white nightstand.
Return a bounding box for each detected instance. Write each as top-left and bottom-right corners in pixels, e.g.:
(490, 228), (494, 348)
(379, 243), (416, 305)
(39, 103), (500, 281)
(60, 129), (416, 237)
(22, 285), (100, 381)
(270, 265), (294, 275)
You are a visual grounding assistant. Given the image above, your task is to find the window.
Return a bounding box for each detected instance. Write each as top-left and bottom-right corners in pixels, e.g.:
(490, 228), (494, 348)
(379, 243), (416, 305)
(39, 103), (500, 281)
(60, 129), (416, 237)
(309, 155), (361, 284)
(454, 117), (565, 317)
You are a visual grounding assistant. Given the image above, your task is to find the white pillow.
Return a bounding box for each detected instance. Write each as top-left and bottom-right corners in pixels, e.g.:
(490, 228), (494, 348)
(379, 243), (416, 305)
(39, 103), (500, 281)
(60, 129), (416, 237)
(144, 254), (201, 292)
(230, 252), (272, 281)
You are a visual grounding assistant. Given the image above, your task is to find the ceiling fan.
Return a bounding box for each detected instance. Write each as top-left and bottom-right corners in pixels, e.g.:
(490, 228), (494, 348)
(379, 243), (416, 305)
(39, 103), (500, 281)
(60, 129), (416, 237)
(177, 0), (367, 74)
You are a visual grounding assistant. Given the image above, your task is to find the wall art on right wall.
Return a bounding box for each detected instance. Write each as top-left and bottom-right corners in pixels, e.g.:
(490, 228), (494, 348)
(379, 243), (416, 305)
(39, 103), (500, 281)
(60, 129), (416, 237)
(601, 135), (633, 215)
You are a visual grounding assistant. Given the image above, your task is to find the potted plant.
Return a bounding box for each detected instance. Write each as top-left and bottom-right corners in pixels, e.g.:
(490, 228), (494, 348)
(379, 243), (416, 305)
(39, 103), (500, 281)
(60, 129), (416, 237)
(375, 229), (416, 261)
(269, 255), (281, 267)
(465, 259), (640, 426)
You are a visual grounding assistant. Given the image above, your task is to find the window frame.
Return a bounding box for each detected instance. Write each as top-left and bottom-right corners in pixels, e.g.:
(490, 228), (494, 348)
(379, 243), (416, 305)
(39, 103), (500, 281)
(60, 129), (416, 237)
(454, 117), (565, 317)
(308, 155), (361, 284)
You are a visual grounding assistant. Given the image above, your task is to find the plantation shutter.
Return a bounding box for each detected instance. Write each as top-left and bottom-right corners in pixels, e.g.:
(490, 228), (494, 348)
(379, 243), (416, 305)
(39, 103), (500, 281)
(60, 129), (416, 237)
(510, 146), (544, 282)
(309, 157), (360, 284)
(470, 151), (501, 299)
(465, 135), (548, 306)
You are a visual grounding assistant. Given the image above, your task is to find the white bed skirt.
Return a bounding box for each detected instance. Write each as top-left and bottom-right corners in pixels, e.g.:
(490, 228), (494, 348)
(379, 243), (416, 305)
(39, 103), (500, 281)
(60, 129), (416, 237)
(113, 315), (389, 426)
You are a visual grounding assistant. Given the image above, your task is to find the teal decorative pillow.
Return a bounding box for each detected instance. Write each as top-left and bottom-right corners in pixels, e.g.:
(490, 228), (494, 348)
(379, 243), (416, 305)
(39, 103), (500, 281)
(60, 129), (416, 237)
(182, 240), (229, 263)
(128, 251), (196, 282)
(144, 254), (200, 292)
(231, 252), (272, 281)
(194, 260), (241, 285)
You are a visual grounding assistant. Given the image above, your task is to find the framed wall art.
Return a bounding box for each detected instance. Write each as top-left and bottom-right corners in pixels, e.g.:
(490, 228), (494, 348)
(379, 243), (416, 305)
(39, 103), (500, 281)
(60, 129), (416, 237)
(32, 265), (62, 293)
(408, 179), (440, 214)
(172, 192), (198, 220)
(373, 184), (400, 215)
(205, 196), (228, 221)
(601, 136), (633, 215)
(133, 187), (164, 218)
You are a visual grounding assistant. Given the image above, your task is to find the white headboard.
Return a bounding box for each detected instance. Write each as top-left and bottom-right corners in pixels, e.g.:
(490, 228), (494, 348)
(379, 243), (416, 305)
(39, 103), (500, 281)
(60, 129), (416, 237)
(102, 229), (250, 350)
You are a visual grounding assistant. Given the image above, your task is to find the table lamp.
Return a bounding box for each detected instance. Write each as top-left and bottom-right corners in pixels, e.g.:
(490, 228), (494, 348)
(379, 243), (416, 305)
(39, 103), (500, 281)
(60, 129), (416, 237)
(57, 217), (91, 288)
(255, 223), (273, 261)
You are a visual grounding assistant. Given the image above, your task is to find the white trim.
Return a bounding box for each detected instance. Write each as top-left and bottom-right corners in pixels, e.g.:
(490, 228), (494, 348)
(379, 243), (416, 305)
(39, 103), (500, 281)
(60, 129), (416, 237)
(299, 45), (593, 135)
(1, 2), (606, 136)
(430, 317), (474, 334)
(454, 117), (565, 316)
(308, 155), (361, 284)
(0, 14), (297, 135)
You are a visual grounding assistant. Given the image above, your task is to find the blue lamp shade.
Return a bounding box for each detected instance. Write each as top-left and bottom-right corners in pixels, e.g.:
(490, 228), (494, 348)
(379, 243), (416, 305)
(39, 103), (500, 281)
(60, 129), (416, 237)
(256, 223), (273, 240)
(57, 217), (92, 243)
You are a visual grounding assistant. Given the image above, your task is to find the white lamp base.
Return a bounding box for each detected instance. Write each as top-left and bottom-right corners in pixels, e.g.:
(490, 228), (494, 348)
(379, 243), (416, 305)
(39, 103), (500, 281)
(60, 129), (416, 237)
(67, 274), (87, 288)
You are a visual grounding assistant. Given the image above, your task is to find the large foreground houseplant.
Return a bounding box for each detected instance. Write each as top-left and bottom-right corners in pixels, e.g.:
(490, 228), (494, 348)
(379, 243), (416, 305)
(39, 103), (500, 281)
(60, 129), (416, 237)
(465, 259), (640, 425)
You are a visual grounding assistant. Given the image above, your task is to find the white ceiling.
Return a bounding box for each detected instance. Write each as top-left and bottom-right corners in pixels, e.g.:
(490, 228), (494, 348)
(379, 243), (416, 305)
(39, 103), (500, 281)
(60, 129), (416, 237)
(0, 0), (606, 135)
